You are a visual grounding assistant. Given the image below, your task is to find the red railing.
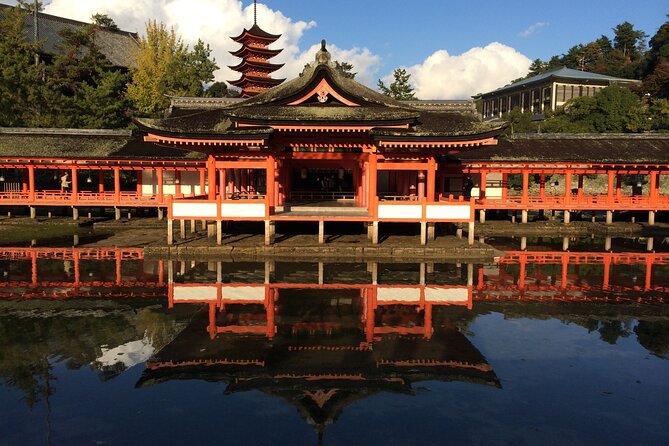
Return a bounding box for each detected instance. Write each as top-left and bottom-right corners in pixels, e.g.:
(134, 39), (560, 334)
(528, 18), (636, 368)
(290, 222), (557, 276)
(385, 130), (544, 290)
(476, 194), (669, 210)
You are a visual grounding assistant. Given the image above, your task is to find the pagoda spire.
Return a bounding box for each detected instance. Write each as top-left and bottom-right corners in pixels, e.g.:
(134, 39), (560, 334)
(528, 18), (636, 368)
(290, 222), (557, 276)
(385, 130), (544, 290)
(229, 1), (285, 98)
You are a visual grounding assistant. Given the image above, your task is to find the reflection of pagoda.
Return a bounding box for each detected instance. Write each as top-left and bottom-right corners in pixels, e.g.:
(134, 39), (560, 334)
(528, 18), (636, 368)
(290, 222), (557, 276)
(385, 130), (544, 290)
(229, 0), (285, 97)
(138, 290), (499, 437)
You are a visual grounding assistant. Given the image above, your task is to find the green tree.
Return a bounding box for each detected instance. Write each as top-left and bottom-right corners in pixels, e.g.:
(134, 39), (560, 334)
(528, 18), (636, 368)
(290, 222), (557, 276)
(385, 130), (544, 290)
(34, 23), (130, 128)
(0, 3), (43, 126)
(649, 98), (669, 130)
(613, 21), (648, 61)
(502, 108), (537, 134)
(377, 68), (416, 100)
(127, 21), (219, 116)
(543, 86), (650, 133)
(91, 13), (118, 30)
(335, 61), (356, 79)
(643, 16), (669, 98)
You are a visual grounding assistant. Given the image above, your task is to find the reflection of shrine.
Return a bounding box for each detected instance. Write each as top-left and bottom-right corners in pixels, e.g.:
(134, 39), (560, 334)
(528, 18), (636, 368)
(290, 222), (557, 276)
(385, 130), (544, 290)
(0, 247), (165, 299)
(141, 279), (497, 433)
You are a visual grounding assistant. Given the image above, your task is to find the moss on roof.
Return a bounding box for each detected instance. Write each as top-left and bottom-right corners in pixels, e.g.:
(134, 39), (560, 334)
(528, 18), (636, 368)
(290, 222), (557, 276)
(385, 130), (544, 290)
(457, 134), (669, 163)
(0, 130), (205, 160)
(137, 50), (502, 138)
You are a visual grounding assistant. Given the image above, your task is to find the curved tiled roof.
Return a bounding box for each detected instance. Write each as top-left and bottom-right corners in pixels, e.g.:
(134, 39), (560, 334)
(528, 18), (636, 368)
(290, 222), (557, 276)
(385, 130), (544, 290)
(0, 4), (138, 68)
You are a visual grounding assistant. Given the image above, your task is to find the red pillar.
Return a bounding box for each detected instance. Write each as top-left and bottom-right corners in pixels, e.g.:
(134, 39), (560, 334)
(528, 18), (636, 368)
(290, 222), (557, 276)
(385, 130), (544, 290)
(174, 170), (181, 196)
(113, 167), (121, 203)
(607, 171), (615, 205)
(136, 171), (142, 196)
(115, 250), (122, 286)
(417, 171), (426, 200)
(157, 168), (164, 203)
(98, 170), (105, 193)
(480, 170), (487, 200)
(650, 171), (658, 206)
(427, 158), (436, 203)
(266, 154), (275, 216)
(501, 173), (508, 201)
(564, 170), (572, 205)
(73, 250), (81, 288)
(368, 153), (378, 217)
(603, 256), (611, 290)
(274, 162), (281, 206)
(71, 167), (78, 203)
(207, 157), (216, 201)
(28, 165), (35, 202)
(577, 174), (584, 199)
(539, 174), (545, 199)
(522, 170), (529, 205)
(136, 170), (142, 196)
(645, 257), (653, 291)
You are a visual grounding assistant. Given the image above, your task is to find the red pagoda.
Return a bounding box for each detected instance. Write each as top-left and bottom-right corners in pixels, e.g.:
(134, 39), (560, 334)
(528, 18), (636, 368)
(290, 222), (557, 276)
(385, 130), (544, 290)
(229, 1), (285, 97)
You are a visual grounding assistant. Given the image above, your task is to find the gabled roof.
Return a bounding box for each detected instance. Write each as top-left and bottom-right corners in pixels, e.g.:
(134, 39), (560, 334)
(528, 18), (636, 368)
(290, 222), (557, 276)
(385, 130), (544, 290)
(0, 4), (138, 68)
(136, 43), (505, 141)
(474, 66), (641, 99)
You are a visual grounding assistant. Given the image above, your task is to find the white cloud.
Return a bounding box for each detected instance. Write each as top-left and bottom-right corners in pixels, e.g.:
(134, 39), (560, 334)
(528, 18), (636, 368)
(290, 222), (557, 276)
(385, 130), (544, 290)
(380, 42), (532, 100)
(519, 21), (549, 38)
(43, 0), (380, 86)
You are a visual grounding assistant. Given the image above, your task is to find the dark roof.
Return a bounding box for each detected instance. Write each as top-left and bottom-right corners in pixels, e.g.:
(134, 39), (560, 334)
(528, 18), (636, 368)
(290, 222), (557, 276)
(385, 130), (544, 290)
(457, 133), (669, 164)
(0, 4), (138, 68)
(228, 59), (284, 73)
(474, 66), (641, 99)
(137, 45), (505, 141)
(231, 24), (281, 42)
(230, 45), (282, 59)
(0, 128), (205, 160)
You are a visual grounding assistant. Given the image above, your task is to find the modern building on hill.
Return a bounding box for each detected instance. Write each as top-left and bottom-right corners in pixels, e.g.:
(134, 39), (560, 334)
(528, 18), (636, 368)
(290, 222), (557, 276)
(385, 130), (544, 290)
(0, 3), (138, 69)
(473, 67), (642, 120)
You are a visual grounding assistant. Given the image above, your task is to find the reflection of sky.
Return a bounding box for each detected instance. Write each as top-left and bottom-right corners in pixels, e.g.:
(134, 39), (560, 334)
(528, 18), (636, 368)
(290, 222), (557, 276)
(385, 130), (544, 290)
(1, 310), (668, 445)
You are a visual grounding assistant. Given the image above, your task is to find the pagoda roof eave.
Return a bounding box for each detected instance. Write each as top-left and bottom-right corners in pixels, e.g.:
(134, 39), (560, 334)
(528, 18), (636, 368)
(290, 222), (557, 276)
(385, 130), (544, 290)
(230, 46), (283, 59)
(231, 24), (282, 43)
(229, 75), (286, 88)
(228, 60), (285, 72)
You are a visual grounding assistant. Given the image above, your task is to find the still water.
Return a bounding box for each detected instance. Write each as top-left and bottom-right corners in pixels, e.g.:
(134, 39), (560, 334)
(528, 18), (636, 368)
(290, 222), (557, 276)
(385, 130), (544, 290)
(1, 244), (668, 445)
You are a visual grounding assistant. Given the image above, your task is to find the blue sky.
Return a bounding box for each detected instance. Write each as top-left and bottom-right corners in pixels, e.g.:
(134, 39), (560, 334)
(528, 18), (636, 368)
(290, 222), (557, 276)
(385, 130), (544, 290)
(3, 0), (667, 98)
(269, 0), (667, 70)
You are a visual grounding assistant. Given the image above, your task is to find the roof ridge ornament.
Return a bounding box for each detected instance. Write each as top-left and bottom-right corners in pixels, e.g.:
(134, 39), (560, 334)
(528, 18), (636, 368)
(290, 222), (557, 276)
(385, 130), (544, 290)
(315, 39), (331, 65)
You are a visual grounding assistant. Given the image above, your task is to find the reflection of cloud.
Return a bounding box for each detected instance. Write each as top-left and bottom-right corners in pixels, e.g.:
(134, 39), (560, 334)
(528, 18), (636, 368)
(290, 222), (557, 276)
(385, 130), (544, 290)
(519, 21), (549, 38)
(379, 43), (531, 100)
(43, 0), (382, 86)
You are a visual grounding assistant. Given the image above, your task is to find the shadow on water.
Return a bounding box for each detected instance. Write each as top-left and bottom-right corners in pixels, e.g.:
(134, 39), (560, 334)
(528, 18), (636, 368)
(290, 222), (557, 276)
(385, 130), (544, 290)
(1, 244), (669, 444)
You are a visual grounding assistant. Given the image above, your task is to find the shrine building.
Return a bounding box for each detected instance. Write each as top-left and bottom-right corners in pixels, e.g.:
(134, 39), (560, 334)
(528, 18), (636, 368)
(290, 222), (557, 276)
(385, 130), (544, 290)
(1, 6), (669, 246)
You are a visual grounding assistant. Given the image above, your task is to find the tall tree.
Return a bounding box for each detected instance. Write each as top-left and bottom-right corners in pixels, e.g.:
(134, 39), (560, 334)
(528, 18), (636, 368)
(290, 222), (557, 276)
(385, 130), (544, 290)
(643, 16), (669, 99)
(34, 23), (130, 128)
(377, 68), (416, 100)
(0, 3), (43, 126)
(127, 21), (218, 116)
